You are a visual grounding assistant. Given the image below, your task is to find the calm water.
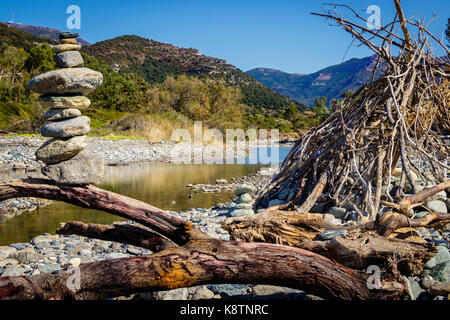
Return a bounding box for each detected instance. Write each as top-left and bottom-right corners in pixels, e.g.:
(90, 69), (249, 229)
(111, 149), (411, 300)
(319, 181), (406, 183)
(0, 147), (290, 245)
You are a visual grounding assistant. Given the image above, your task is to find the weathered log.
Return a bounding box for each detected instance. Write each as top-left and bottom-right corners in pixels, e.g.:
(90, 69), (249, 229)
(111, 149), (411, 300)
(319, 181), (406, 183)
(223, 209), (372, 246)
(0, 240), (405, 300)
(397, 180), (450, 214)
(0, 179), (210, 245)
(297, 232), (436, 275)
(57, 221), (175, 252)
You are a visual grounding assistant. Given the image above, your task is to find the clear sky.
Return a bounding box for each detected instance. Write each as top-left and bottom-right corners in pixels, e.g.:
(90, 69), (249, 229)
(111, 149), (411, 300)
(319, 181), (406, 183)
(1, 0), (448, 74)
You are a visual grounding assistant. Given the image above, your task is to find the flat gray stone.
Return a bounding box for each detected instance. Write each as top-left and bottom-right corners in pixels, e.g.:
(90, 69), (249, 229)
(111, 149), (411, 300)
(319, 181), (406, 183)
(44, 108), (81, 121)
(429, 261), (450, 283)
(35, 135), (87, 164)
(426, 246), (450, 269)
(235, 203), (252, 210)
(426, 200), (448, 213)
(41, 151), (105, 185)
(40, 116), (90, 138)
(28, 67), (103, 95)
(235, 184), (257, 196)
(52, 44), (82, 54)
(318, 229), (347, 240)
(38, 263), (61, 274)
(230, 209), (254, 217)
(38, 95), (91, 109)
(54, 51), (84, 68)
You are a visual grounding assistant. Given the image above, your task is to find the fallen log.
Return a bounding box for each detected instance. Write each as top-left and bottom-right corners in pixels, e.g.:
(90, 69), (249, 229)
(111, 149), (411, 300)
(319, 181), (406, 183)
(0, 240), (405, 300)
(0, 178), (409, 300)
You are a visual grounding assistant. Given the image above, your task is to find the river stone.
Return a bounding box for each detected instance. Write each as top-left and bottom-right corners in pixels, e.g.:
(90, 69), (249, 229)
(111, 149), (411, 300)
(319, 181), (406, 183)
(235, 203), (252, 210)
(28, 68), (103, 95)
(38, 263), (61, 274)
(54, 51), (84, 68)
(237, 193), (252, 204)
(429, 261), (450, 283)
(52, 44), (82, 54)
(36, 136), (87, 165)
(41, 151), (105, 185)
(426, 200), (448, 213)
(318, 229), (347, 240)
(426, 246), (450, 269)
(268, 199), (285, 207)
(61, 38), (77, 45)
(40, 116), (90, 138)
(59, 31), (79, 39)
(44, 108), (82, 121)
(235, 184), (257, 196)
(38, 95), (91, 109)
(230, 209), (254, 217)
(0, 246), (16, 258)
(328, 207), (347, 219)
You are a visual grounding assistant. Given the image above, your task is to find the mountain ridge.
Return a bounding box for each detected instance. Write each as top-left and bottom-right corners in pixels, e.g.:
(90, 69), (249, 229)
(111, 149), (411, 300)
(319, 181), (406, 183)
(247, 55), (386, 106)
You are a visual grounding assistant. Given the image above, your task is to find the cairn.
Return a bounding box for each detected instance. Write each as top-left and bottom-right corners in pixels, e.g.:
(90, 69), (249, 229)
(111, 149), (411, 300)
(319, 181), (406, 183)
(230, 184), (256, 217)
(28, 32), (105, 185)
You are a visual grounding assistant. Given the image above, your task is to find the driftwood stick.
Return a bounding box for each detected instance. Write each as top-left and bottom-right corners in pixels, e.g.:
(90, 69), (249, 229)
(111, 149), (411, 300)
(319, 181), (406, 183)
(398, 180), (450, 214)
(0, 240), (405, 300)
(57, 221), (175, 252)
(377, 211), (450, 237)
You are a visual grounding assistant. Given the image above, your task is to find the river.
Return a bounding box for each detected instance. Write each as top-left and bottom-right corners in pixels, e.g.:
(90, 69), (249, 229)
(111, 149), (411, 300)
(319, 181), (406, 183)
(0, 147), (291, 245)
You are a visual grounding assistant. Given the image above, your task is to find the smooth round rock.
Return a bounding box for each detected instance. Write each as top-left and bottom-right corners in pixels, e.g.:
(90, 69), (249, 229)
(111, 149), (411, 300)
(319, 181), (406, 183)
(38, 95), (91, 109)
(52, 44), (82, 54)
(318, 229), (347, 241)
(28, 68), (103, 95)
(426, 200), (448, 214)
(41, 151), (105, 185)
(54, 51), (84, 68)
(44, 108), (82, 121)
(235, 203), (252, 210)
(40, 116), (90, 138)
(235, 184), (257, 196)
(237, 193), (252, 204)
(35, 136), (88, 165)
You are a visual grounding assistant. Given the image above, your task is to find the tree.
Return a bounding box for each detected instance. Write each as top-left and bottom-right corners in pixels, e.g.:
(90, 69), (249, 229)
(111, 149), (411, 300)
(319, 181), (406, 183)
(25, 44), (56, 75)
(312, 96), (330, 122)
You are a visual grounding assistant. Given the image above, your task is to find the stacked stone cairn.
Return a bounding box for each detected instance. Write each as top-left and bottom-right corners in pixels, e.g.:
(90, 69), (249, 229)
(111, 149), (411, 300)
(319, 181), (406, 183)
(28, 32), (105, 185)
(230, 184), (257, 217)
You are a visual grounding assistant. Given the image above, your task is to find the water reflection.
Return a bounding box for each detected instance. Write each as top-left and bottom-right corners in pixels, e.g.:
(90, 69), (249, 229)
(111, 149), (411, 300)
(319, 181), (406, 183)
(0, 163), (261, 245)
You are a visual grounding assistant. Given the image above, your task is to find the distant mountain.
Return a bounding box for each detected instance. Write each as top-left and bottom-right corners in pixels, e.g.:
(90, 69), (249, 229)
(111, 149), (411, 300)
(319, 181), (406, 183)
(4, 22), (90, 46)
(82, 35), (306, 113)
(247, 55), (385, 106)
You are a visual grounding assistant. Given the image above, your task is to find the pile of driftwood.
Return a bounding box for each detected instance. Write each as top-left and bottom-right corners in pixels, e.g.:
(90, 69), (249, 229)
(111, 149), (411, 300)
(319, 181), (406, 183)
(0, 0), (449, 300)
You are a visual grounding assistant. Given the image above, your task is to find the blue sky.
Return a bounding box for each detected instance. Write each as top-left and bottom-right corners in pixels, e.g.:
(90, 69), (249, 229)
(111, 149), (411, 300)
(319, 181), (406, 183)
(1, 0), (448, 74)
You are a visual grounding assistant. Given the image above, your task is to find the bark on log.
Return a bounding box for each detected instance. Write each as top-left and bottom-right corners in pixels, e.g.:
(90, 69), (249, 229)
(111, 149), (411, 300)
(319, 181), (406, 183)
(0, 240), (405, 300)
(297, 232), (436, 275)
(57, 221), (175, 252)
